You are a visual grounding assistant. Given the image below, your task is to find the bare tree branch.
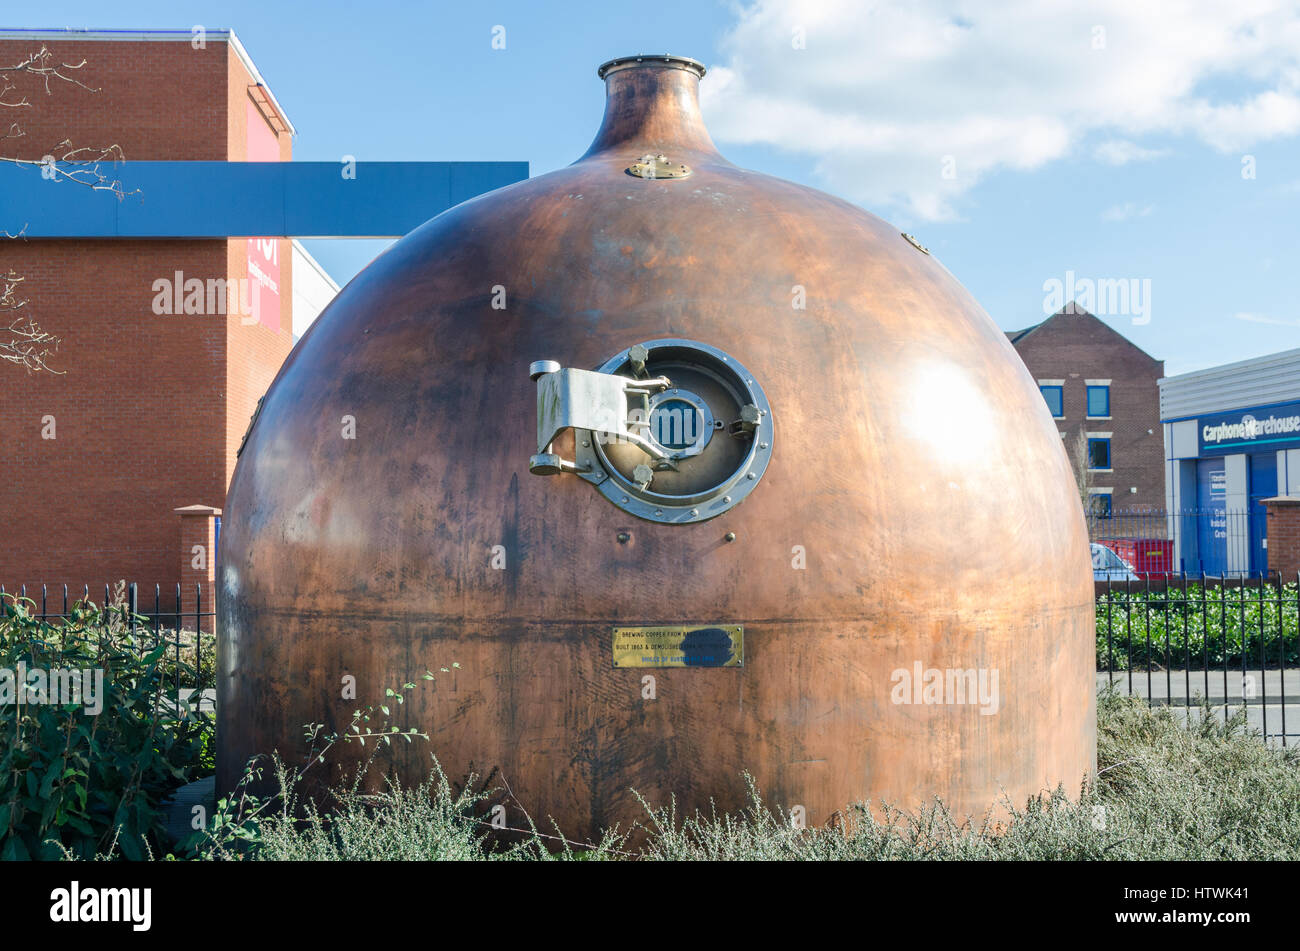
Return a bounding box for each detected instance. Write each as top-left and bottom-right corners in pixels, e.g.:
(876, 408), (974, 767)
(1, 46), (130, 372)
(0, 46), (97, 97)
(0, 270), (63, 373)
(1069, 428), (1098, 512)
(0, 140), (132, 195)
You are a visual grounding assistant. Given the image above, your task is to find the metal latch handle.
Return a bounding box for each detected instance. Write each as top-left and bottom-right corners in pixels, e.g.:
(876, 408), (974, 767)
(529, 360), (673, 477)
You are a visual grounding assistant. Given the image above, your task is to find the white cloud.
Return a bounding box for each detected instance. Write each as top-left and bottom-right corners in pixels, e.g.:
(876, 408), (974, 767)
(1100, 202), (1155, 221)
(703, 0), (1300, 220)
(1094, 140), (1170, 165)
(1233, 311), (1300, 326)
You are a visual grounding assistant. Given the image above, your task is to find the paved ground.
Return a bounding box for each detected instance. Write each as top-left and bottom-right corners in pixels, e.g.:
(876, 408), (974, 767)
(176, 687), (215, 713)
(1098, 669), (1300, 747)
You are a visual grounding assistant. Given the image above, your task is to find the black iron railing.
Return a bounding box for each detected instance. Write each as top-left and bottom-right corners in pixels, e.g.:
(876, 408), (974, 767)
(1097, 572), (1299, 747)
(0, 581), (215, 708)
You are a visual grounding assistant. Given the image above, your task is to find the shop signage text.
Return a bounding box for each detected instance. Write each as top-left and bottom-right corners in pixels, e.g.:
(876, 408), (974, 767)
(1198, 400), (1300, 457)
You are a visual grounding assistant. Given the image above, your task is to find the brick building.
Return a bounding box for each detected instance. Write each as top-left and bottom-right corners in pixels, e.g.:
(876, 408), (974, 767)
(0, 29), (337, 596)
(1008, 306), (1165, 516)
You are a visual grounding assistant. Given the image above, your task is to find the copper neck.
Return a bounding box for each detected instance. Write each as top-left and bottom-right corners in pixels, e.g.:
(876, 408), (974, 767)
(581, 57), (719, 161)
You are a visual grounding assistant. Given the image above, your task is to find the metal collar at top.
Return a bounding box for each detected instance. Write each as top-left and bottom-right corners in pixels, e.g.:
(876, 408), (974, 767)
(597, 54), (707, 80)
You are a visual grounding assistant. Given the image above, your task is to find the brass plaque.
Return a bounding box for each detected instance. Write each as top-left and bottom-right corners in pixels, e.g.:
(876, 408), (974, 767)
(612, 625), (743, 668)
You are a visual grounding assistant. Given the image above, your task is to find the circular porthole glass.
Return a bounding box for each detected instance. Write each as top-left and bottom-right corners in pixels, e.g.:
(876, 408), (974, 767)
(573, 339), (773, 524)
(646, 391), (713, 455)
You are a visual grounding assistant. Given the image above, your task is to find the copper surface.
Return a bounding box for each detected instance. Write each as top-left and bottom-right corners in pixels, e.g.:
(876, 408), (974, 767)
(217, 56), (1096, 840)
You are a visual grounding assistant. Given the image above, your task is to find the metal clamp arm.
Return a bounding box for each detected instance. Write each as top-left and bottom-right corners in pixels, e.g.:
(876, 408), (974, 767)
(529, 361), (672, 476)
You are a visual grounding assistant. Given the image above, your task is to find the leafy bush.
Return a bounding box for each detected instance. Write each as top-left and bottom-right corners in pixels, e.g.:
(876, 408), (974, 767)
(6, 592), (215, 692)
(1096, 581), (1300, 669)
(142, 625), (215, 693)
(194, 758), (589, 861)
(0, 593), (211, 860)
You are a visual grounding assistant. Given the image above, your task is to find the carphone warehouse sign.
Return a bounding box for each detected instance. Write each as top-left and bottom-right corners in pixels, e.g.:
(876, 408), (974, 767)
(1198, 400), (1300, 457)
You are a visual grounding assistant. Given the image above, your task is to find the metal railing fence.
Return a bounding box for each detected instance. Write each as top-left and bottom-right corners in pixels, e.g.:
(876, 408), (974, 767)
(0, 581), (215, 709)
(1097, 572), (1299, 747)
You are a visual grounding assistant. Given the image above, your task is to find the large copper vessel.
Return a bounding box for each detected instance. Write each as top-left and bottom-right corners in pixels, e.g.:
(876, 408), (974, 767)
(218, 54), (1095, 839)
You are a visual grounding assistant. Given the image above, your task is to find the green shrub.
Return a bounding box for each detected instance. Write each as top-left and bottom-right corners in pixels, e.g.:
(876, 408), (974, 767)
(632, 690), (1300, 860)
(0, 594), (211, 860)
(1096, 582), (1300, 669)
(196, 757), (591, 862)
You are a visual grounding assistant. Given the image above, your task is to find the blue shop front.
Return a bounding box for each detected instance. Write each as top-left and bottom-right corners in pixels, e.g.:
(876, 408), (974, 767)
(1160, 349), (1300, 576)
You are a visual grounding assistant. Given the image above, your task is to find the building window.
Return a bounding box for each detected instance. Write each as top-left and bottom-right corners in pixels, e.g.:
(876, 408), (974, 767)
(1040, 385), (1064, 418)
(1086, 384), (1110, 418)
(1088, 437), (1111, 470)
(1089, 494), (1112, 517)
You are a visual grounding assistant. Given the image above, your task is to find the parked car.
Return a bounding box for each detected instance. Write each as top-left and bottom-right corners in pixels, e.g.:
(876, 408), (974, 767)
(1091, 542), (1140, 582)
(1097, 537), (1173, 578)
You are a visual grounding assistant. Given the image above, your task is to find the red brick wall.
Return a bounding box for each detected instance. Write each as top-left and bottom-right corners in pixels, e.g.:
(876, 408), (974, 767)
(0, 240), (228, 591)
(1263, 499), (1300, 582)
(1011, 309), (1165, 512)
(0, 39), (230, 161)
(0, 37), (294, 595)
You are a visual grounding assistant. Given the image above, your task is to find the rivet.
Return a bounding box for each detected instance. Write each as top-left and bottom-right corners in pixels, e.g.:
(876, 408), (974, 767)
(759, 442), (768, 449)
(582, 440), (590, 447)
(723, 495), (731, 503)
(654, 509), (664, 517)
(617, 531), (631, 544)
(725, 532), (736, 542)
(747, 472), (756, 480)
(690, 508), (699, 517)
(621, 496), (629, 504)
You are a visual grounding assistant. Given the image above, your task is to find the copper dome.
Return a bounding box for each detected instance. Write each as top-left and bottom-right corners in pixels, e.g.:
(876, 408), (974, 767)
(217, 54), (1096, 840)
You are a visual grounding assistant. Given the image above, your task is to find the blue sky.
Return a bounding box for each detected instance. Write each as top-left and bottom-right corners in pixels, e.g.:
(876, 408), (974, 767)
(18, 0), (1300, 375)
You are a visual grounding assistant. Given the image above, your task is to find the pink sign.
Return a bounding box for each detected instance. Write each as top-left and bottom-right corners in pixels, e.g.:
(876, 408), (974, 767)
(247, 237), (281, 332)
(247, 100), (282, 331)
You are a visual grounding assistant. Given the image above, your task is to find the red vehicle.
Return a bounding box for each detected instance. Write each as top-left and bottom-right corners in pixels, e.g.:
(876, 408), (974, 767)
(1095, 538), (1173, 578)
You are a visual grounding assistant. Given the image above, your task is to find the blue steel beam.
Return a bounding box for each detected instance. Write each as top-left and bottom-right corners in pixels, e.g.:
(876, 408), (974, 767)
(0, 161), (529, 238)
